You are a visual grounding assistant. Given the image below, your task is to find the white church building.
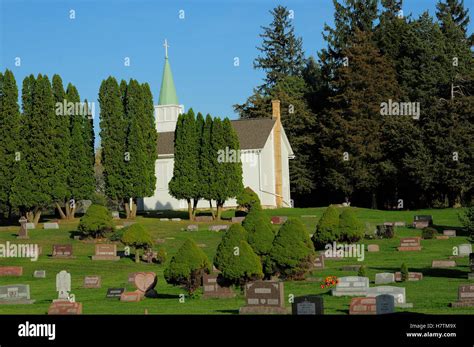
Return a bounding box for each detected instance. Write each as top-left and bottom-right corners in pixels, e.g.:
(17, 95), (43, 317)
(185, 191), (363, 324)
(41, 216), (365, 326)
(139, 43), (294, 211)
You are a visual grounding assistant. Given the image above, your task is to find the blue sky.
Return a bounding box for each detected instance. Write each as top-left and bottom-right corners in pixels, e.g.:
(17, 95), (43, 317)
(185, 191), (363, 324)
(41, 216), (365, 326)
(1, 0), (471, 146)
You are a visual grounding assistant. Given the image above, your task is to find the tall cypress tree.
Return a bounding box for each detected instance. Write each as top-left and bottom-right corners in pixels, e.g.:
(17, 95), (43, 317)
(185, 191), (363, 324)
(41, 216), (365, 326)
(169, 109), (199, 220)
(0, 70), (21, 218)
(193, 112), (205, 215)
(200, 114), (215, 216)
(99, 77), (127, 208)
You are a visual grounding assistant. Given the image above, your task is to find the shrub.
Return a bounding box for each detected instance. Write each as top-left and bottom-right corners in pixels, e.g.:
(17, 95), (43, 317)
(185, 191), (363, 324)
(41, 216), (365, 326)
(91, 193), (108, 206)
(358, 265), (367, 277)
(155, 248), (167, 264)
(236, 186), (261, 211)
(400, 263), (409, 282)
(338, 208), (364, 243)
(376, 225), (395, 239)
(422, 227), (437, 240)
(222, 240), (263, 285)
(78, 204), (114, 238)
(459, 206), (474, 240)
(312, 205), (340, 249)
(268, 218), (315, 280)
(164, 239), (211, 295)
(242, 208), (275, 255)
(214, 224), (248, 271)
(121, 224), (153, 263)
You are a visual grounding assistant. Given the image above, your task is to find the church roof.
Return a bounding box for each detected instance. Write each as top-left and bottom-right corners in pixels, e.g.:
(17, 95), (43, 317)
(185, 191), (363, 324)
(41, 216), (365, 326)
(157, 118), (276, 155)
(158, 57), (179, 105)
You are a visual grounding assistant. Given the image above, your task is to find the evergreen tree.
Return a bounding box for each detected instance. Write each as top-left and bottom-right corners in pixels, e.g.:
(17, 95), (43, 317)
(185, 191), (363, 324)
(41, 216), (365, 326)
(199, 114), (215, 215)
(169, 109), (199, 220)
(436, 0), (470, 34)
(99, 77), (128, 208)
(0, 70), (21, 218)
(193, 112), (205, 215)
(253, 5), (305, 92)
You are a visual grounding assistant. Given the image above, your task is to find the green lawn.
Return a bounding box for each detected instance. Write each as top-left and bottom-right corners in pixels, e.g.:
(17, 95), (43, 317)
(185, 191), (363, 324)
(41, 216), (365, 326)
(0, 207), (472, 314)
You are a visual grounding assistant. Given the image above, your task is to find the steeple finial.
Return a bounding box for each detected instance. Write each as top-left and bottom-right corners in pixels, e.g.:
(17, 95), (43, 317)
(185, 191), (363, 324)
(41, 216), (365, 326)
(164, 39), (169, 59)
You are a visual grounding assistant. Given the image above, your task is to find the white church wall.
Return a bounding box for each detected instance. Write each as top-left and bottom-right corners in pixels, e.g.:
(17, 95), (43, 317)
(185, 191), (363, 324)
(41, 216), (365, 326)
(155, 104), (184, 133)
(258, 130), (278, 207)
(281, 135), (292, 207)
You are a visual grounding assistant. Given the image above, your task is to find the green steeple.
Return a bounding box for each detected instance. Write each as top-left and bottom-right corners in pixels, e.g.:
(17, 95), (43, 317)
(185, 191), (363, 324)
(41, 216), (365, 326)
(158, 40), (179, 105)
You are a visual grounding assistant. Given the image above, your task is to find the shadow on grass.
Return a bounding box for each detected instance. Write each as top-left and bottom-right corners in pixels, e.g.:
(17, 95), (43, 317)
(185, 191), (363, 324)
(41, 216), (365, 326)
(432, 225), (469, 237)
(215, 309), (239, 314)
(371, 266), (469, 279)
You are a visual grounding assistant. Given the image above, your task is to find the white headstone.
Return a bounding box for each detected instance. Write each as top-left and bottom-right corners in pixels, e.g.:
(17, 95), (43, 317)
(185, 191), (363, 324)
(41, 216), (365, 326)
(56, 270), (71, 301)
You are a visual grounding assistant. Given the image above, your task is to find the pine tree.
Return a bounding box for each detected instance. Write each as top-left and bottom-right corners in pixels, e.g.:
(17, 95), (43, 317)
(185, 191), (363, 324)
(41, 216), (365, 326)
(436, 0), (470, 34)
(254, 5), (305, 92)
(0, 70), (21, 218)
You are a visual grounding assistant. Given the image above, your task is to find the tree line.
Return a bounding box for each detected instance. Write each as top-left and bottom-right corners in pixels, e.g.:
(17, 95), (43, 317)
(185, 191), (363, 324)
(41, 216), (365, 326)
(169, 109), (243, 220)
(236, 0), (473, 209)
(0, 70), (95, 223)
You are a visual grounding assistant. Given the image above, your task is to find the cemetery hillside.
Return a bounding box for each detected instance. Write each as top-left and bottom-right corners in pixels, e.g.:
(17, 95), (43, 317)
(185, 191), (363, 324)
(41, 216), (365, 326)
(0, 0), (473, 345)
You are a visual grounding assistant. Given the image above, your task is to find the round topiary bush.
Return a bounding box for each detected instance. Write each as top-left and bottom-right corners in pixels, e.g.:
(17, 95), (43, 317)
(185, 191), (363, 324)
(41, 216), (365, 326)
(242, 208), (275, 255)
(400, 263), (409, 282)
(121, 223), (153, 263)
(236, 186), (262, 211)
(338, 208), (364, 243)
(164, 239), (211, 295)
(268, 218), (315, 280)
(422, 227), (437, 239)
(221, 239), (263, 285)
(78, 204), (114, 238)
(312, 205), (340, 249)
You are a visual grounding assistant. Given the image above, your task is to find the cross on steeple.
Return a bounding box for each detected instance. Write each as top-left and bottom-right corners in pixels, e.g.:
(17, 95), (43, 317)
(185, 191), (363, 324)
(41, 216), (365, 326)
(163, 39), (169, 59)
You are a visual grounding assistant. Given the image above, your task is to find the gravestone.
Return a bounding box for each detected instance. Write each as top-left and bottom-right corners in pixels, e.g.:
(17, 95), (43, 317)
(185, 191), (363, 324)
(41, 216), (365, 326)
(202, 273), (235, 298)
(0, 284), (35, 304)
(120, 291), (142, 302)
(111, 211), (120, 219)
(91, 244), (120, 261)
(209, 225), (229, 232)
(26, 223), (36, 230)
(132, 272), (158, 298)
(54, 270), (71, 302)
(271, 216), (288, 225)
(48, 301), (82, 315)
(432, 260), (456, 268)
(375, 273), (395, 285)
(44, 222), (59, 229)
(450, 284), (474, 307)
(231, 217), (245, 223)
(128, 272), (139, 283)
(398, 237), (422, 251)
(340, 265), (362, 272)
(292, 295), (324, 315)
(349, 297), (376, 315)
(195, 216), (213, 222)
(0, 266), (23, 276)
(331, 276), (369, 296)
(84, 276), (101, 288)
(469, 253), (474, 280)
(239, 281), (287, 314)
(52, 244), (74, 258)
(376, 294), (395, 315)
(159, 218), (169, 221)
(17, 216), (29, 239)
(395, 272), (423, 282)
(312, 255), (325, 270)
(171, 218), (181, 222)
(436, 235), (449, 240)
(187, 225), (198, 232)
(394, 221), (406, 227)
(106, 288), (125, 299)
(367, 244), (379, 252)
(458, 244), (472, 257)
(366, 286), (411, 308)
(413, 215), (432, 229)
(443, 230), (456, 237)
(33, 270), (46, 278)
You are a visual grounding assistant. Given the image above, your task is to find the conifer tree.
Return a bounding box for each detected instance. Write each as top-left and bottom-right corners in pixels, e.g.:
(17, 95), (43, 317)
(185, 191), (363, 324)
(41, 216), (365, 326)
(0, 70), (21, 218)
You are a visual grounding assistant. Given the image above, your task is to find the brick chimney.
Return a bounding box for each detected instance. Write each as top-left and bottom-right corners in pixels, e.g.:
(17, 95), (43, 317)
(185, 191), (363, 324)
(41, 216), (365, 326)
(272, 100), (283, 208)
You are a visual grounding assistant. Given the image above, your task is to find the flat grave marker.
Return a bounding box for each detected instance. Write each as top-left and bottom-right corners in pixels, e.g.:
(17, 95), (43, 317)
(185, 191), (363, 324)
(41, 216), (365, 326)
(0, 284), (34, 304)
(83, 276), (101, 289)
(91, 244), (120, 261)
(331, 276), (369, 297)
(398, 237), (422, 251)
(0, 266), (23, 276)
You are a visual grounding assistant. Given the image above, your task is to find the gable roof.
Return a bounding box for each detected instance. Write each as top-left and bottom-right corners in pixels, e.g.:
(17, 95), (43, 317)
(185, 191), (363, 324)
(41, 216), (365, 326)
(157, 118), (276, 156)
